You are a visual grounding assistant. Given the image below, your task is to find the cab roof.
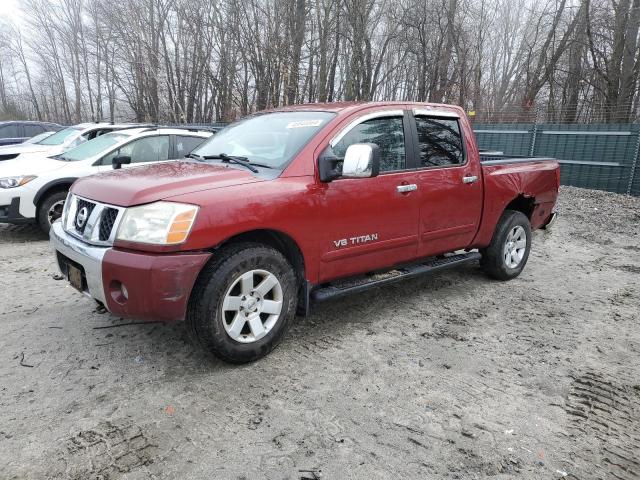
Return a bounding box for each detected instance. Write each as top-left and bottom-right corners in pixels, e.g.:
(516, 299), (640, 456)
(267, 101), (464, 116)
(109, 127), (213, 137)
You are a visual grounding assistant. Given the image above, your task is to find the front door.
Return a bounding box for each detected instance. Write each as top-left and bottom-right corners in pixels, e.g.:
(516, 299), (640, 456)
(317, 111), (420, 283)
(410, 112), (483, 257)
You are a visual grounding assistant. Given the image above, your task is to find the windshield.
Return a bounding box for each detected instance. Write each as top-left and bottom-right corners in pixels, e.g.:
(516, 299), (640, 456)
(37, 126), (82, 146)
(58, 132), (129, 161)
(24, 131), (55, 144)
(191, 111), (336, 169)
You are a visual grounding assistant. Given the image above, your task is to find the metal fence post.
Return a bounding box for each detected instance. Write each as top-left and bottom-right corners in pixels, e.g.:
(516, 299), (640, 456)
(627, 129), (640, 195)
(529, 107), (539, 157)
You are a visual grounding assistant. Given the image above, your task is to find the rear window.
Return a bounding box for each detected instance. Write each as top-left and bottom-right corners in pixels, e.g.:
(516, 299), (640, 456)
(38, 127), (82, 146)
(415, 117), (464, 167)
(0, 124), (19, 138)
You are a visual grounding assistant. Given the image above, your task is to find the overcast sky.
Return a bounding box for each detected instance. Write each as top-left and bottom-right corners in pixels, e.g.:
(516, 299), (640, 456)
(0, 0), (23, 25)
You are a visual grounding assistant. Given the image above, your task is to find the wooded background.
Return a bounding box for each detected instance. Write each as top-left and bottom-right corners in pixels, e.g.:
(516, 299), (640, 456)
(0, 0), (638, 124)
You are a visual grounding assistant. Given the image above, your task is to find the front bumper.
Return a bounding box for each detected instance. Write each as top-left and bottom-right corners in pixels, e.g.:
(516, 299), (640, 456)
(0, 197), (34, 224)
(50, 221), (211, 322)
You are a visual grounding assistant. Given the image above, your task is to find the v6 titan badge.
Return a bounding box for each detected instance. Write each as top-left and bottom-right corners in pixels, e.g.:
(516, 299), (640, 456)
(333, 233), (379, 248)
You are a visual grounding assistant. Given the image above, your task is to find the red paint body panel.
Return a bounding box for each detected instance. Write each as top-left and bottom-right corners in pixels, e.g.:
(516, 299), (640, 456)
(472, 160), (560, 247)
(68, 101), (560, 322)
(102, 249), (211, 321)
(73, 161), (263, 207)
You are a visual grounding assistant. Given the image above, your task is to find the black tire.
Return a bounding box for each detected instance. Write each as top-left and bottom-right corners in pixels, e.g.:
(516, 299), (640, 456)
(480, 210), (532, 281)
(186, 243), (298, 363)
(37, 190), (68, 234)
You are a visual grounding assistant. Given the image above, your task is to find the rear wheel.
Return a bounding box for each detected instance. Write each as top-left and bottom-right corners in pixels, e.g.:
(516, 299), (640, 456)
(187, 243), (298, 363)
(480, 210), (532, 280)
(37, 190), (67, 234)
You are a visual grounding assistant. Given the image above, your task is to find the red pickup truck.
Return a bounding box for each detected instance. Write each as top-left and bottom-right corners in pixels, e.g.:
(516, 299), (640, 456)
(50, 102), (559, 362)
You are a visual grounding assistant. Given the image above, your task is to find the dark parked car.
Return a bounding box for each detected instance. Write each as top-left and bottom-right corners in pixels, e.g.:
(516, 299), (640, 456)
(0, 121), (62, 146)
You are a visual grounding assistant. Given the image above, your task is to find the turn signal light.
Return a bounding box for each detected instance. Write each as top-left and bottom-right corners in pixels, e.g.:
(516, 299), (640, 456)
(166, 209), (197, 244)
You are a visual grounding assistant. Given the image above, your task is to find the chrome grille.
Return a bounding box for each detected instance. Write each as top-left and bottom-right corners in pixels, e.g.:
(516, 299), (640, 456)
(99, 208), (119, 241)
(62, 193), (123, 246)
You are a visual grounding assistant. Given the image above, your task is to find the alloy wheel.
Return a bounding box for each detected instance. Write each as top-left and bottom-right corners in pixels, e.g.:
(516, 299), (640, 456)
(221, 269), (283, 343)
(503, 225), (527, 268)
(47, 200), (65, 226)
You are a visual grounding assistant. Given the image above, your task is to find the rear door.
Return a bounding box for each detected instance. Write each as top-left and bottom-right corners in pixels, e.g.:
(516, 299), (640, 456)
(410, 109), (483, 257)
(317, 110), (420, 282)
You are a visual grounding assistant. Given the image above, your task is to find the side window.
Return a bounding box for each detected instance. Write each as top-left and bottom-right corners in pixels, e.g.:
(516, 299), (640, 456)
(106, 136), (170, 164)
(24, 124), (44, 137)
(415, 116), (464, 167)
(175, 135), (205, 158)
(333, 116), (406, 172)
(0, 124), (19, 138)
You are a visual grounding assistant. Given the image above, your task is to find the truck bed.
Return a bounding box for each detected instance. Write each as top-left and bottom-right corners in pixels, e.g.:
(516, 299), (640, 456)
(471, 154), (560, 248)
(479, 154), (556, 166)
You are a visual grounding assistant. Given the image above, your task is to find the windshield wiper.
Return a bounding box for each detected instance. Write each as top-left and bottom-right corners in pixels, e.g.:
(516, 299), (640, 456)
(186, 152), (204, 161)
(200, 153), (259, 173)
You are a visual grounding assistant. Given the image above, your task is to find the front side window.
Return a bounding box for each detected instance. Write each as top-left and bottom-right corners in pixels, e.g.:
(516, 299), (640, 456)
(24, 124), (44, 137)
(332, 116), (406, 172)
(103, 135), (170, 165)
(37, 126), (82, 146)
(60, 133), (130, 161)
(176, 135), (206, 157)
(415, 116), (464, 167)
(192, 111), (335, 169)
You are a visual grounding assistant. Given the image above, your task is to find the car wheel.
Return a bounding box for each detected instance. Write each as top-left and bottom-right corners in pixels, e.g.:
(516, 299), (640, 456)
(37, 191), (67, 234)
(480, 209), (532, 280)
(187, 243), (298, 363)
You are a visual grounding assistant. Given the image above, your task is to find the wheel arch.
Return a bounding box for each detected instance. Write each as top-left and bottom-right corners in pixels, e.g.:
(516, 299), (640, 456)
(503, 194), (536, 219)
(33, 177), (77, 211)
(214, 229), (306, 283)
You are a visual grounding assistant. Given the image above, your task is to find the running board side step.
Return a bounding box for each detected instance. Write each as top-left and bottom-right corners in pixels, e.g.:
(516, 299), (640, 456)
(311, 252), (482, 303)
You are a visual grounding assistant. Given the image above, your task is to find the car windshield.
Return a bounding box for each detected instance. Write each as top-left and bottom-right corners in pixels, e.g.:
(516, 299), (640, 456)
(37, 126), (82, 146)
(58, 132), (130, 161)
(191, 111), (335, 169)
(24, 131), (55, 144)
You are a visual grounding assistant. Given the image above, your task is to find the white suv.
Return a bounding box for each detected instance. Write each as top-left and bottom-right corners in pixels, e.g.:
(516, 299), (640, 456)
(0, 126), (214, 232)
(0, 122), (149, 163)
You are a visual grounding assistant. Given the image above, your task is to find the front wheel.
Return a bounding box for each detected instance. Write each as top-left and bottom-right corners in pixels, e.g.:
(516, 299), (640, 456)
(480, 210), (532, 280)
(37, 190), (67, 234)
(187, 243), (298, 363)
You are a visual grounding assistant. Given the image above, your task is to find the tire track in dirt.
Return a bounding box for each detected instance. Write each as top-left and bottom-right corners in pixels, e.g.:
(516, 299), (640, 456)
(54, 421), (156, 479)
(565, 371), (640, 480)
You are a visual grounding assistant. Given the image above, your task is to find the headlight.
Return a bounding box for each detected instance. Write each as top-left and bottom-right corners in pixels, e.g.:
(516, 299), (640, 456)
(0, 175), (36, 189)
(116, 201), (199, 245)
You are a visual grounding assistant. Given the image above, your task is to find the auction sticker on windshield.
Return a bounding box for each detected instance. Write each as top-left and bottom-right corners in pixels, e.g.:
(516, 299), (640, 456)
(286, 120), (324, 129)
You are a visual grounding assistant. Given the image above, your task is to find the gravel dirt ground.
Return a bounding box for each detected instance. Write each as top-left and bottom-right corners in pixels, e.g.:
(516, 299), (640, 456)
(0, 186), (639, 480)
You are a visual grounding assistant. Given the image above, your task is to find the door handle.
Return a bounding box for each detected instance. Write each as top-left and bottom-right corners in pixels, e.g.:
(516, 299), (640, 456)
(462, 176), (478, 184)
(397, 184), (418, 193)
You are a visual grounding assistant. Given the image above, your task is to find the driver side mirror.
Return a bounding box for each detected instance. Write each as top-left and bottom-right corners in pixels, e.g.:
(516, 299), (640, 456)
(112, 155), (131, 170)
(318, 143), (380, 182)
(342, 143), (380, 179)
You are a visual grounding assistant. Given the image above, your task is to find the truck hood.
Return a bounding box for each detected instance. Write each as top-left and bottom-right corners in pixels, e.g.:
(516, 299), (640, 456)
(0, 155), (68, 176)
(72, 161), (265, 207)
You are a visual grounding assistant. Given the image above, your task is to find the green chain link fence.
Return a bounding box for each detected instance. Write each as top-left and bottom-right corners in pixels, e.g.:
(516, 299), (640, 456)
(473, 123), (640, 196)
